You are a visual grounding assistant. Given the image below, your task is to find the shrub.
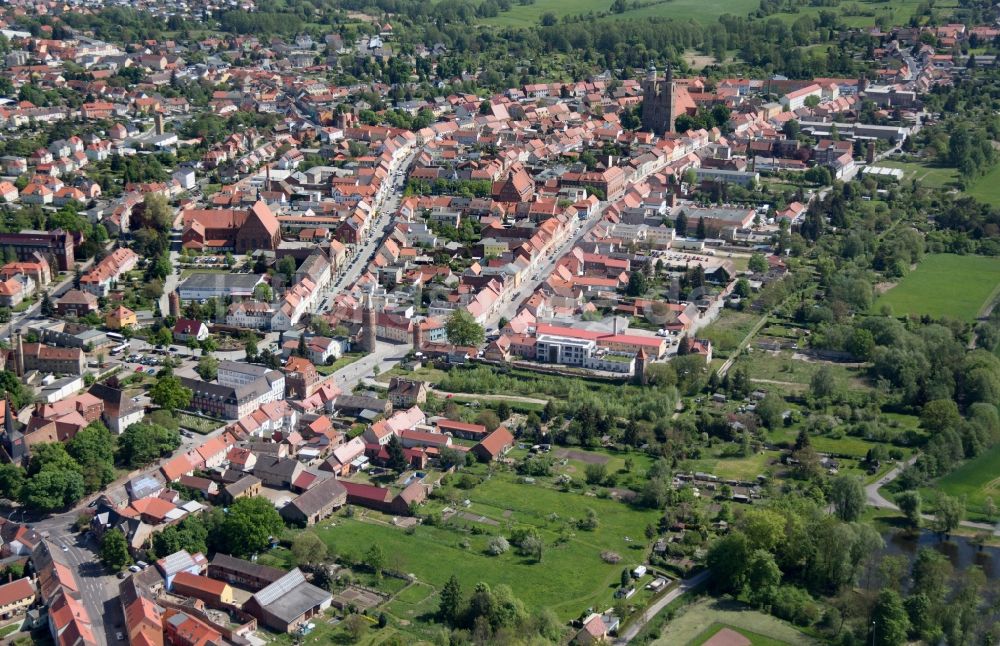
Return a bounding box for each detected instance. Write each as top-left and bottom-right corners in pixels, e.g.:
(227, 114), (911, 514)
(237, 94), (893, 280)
(487, 536), (510, 555)
(771, 585), (821, 626)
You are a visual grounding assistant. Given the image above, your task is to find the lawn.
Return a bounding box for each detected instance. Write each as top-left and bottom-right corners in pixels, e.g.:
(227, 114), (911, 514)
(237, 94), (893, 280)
(966, 163), (1000, 206)
(740, 351), (869, 390)
(315, 353), (364, 375)
(654, 598), (816, 646)
(316, 474), (659, 621)
(878, 160), (960, 189)
(684, 450), (777, 482)
(699, 310), (761, 353)
(177, 413), (222, 435)
(922, 443), (1000, 522)
(482, 0), (759, 28)
(875, 254), (1000, 320)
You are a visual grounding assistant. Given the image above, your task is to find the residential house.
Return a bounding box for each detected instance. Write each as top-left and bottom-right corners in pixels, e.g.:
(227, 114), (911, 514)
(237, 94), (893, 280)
(279, 477), (347, 526)
(173, 318), (209, 342)
(472, 427), (515, 462)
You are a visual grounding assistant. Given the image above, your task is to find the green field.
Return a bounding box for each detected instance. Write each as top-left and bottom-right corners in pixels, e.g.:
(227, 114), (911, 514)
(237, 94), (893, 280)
(483, 0), (759, 27)
(316, 474), (659, 623)
(923, 443), (1000, 522)
(878, 160), (960, 189)
(966, 163), (1000, 206)
(654, 598), (815, 645)
(684, 451), (777, 481)
(875, 254), (1000, 320)
(700, 310), (761, 353)
(763, 0), (952, 27)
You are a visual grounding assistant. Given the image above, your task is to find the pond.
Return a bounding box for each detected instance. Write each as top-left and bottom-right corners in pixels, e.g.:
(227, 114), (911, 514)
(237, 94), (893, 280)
(880, 529), (1000, 579)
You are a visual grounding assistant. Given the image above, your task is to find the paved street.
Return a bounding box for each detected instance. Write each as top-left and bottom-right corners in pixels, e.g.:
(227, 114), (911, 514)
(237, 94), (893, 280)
(326, 148), (420, 299)
(614, 570), (711, 644)
(487, 203), (609, 328)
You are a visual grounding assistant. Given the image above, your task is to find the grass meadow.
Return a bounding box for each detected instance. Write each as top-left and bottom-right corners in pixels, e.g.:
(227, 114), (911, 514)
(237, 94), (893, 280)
(875, 254), (1000, 321)
(654, 598), (815, 645)
(923, 443), (1000, 522)
(316, 473), (660, 623)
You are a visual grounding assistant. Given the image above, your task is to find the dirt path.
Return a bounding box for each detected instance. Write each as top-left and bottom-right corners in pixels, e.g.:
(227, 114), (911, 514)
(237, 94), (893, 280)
(750, 378), (807, 389)
(428, 387), (548, 406)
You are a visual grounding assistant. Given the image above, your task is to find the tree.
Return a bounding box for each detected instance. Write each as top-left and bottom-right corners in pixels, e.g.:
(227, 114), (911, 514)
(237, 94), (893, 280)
(933, 493), (964, 535)
(0, 463), (25, 501)
(707, 532), (750, 594)
(871, 589), (910, 646)
(291, 531), (327, 565)
(364, 543), (387, 578)
(244, 336), (259, 362)
(584, 463), (607, 485)
(756, 393), (784, 429)
(149, 374), (192, 412)
(196, 355), (218, 381)
(21, 469), (85, 511)
(696, 216), (707, 239)
(475, 410), (501, 432)
(829, 476), (865, 522)
(626, 271), (648, 296)
(984, 496), (997, 521)
(253, 283), (273, 302)
(116, 423), (181, 468)
(142, 192), (173, 231)
(445, 309), (485, 347)
(67, 422), (116, 494)
(809, 366), (840, 400)
(40, 290), (53, 316)
(439, 575), (463, 625)
(0, 371), (31, 410)
(674, 211), (688, 237)
(748, 253), (769, 273)
(385, 434), (408, 472)
(343, 614), (368, 642)
(897, 490), (922, 529)
(152, 516), (207, 557)
(99, 529), (132, 571)
(214, 496), (283, 558)
(487, 536), (510, 556)
(278, 255), (296, 282)
(746, 550), (782, 608)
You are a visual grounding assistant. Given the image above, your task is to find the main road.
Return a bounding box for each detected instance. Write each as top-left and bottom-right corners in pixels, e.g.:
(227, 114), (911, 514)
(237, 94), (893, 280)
(485, 202), (610, 329)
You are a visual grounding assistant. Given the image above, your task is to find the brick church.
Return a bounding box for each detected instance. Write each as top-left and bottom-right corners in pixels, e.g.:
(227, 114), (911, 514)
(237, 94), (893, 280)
(182, 200), (281, 253)
(641, 65), (697, 135)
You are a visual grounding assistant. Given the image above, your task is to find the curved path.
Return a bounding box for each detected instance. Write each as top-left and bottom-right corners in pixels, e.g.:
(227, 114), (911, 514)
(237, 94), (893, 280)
(865, 456), (999, 536)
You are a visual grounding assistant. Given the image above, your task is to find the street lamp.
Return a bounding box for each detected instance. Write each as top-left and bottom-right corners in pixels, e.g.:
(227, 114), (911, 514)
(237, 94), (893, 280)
(871, 620), (876, 646)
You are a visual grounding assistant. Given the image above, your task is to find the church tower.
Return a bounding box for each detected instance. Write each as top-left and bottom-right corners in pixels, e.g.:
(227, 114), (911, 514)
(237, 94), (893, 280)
(633, 348), (648, 386)
(412, 319), (424, 351)
(362, 292), (377, 353)
(13, 332), (24, 378)
(641, 63), (677, 135)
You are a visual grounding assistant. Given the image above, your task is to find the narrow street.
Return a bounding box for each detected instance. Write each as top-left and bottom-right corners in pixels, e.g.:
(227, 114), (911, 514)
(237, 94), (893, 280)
(614, 570), (711, 644)
(487, 202), (609, 329)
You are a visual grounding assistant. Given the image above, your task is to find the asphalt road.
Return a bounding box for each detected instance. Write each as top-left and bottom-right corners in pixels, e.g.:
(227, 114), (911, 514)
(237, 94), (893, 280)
(614, 570), (711, 644)
(486, 203), (609, 329)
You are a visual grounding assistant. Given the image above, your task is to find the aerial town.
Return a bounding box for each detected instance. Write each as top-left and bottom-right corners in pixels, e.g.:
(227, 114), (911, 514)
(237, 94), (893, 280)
(0, 0), (995, 645)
